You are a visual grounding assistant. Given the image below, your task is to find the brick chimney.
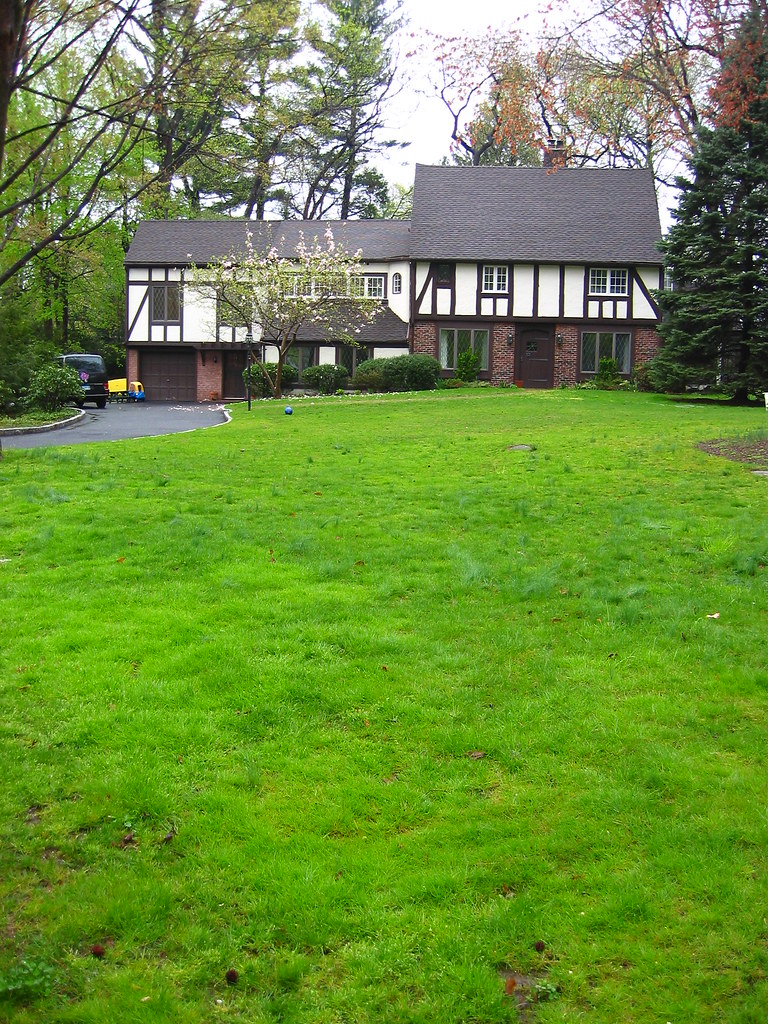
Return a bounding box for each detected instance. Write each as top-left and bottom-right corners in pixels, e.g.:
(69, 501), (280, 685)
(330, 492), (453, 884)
(543, 138), (567, 168)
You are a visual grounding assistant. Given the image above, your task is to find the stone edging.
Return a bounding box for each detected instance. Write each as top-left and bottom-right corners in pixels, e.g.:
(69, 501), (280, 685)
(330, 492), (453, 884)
(0, 410), (85, 437)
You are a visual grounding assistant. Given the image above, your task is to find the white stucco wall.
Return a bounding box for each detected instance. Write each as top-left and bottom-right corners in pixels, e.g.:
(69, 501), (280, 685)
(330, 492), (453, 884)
(634, 267), (661, 319)
(563, 266), (584, 318)
(455, 264), (477, 316)
(512, 266), (534, 317)
(538, 266), (561, 318)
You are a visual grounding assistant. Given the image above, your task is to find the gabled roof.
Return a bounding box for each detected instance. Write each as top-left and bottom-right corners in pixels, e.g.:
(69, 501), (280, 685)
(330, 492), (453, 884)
(125, 218), (411, 266)
(410, 164), (663, 265)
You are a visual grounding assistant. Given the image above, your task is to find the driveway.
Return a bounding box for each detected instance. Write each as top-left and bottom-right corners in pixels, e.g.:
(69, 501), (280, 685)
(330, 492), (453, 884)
(1, 402), (231, 449)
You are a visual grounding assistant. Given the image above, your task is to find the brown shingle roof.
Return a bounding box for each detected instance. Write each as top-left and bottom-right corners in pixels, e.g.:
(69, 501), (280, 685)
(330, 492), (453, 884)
(410, 164), (663, 264)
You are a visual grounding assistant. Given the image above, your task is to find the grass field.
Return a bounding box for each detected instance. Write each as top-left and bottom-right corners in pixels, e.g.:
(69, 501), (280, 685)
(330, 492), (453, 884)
(1, 389), (767, 1023)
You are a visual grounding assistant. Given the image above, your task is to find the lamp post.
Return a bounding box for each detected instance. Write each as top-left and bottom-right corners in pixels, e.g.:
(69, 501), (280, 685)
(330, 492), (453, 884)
(245, 328), (253, 411)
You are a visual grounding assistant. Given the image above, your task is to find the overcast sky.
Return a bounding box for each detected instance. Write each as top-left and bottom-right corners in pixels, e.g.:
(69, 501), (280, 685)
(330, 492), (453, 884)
(379, 0), (556, 184)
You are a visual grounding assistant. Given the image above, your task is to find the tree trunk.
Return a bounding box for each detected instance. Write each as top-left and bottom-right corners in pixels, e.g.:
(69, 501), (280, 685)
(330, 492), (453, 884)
(0, 0), (26, 179)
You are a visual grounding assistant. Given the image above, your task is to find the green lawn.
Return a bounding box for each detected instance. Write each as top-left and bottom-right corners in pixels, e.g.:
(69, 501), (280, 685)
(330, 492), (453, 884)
(1, 389), (767, 1023)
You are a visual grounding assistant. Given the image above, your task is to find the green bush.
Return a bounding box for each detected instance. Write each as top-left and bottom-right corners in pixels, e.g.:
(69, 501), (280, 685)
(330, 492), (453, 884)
(353, 354), (441, 392)
(299, 364), (350, 394)
(26, 364), (84, 411)
(632, 362), (654, 392)
(353, 367), (387, 392)
(594, 357), (621, 389)
(455, 349), (481, 382)
(243, 362), (298, 398)
(0, 379), (19, 416)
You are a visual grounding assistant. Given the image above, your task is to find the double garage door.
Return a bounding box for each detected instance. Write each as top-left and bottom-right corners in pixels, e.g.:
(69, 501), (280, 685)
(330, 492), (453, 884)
(139, 350), (196, 402)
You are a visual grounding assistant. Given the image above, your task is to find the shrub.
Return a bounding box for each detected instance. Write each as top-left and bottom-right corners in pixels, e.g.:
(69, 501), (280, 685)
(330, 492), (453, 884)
(0, 379), (19, 416)
(401, 354), (441, 390)
(353, 367), (387, 392)
(243, 362), (298, 398)
(594, 357), (621, 389)
(455, 349), (480, 382)
(632, 362), (651, 392)
(26, 364), (84, 411)
(353, 354), (441, 393)
(353, 358), (389, 391)
(299, 364), (349, 394)
(443, 377), (467, 389)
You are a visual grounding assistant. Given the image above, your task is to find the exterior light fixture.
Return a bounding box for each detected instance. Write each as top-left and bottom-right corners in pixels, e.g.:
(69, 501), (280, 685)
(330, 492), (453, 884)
(506, 331), (515, 347)
(556, 333), (563, 346)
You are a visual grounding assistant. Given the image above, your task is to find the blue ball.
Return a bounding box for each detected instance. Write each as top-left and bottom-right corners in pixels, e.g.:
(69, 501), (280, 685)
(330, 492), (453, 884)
(284, 406), (293, 415)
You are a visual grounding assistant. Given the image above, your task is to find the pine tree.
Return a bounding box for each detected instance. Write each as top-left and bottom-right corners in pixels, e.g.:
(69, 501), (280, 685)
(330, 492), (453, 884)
(653, 0), (768, 401)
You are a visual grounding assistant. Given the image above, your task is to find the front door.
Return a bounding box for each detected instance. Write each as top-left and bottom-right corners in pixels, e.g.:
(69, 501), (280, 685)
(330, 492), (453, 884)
(517, 325), (555, 388)
(223, 351), (247, 399)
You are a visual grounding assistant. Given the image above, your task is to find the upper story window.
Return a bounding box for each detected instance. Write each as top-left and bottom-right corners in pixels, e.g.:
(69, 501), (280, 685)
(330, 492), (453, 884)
(366, 275), (384, 298)
(392, 272), (402, 295)
(350, 275), (385, 298)
(663, 267), (674, 291)
(589, 268), (628, 296)
(436, 263), (451, 287)
(151, 282), (180, 323)
(482, 264), (508, 292)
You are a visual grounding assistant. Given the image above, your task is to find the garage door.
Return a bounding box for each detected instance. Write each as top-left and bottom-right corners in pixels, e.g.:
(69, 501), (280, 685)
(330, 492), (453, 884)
(139, 350), (197, 401)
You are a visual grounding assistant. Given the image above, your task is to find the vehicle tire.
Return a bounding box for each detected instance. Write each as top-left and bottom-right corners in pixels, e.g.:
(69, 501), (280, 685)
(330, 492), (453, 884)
(96, 398), (107, 409)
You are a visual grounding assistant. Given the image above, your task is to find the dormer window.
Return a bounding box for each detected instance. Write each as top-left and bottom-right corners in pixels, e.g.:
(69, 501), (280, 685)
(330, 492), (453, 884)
(589, 268), (628, 295)
(482, 265), (508, 293)
(392, 272), (402, 295)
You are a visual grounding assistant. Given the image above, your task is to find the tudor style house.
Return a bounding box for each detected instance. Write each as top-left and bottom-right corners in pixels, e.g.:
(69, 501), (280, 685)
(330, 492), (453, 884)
(124, 164), (664, 401)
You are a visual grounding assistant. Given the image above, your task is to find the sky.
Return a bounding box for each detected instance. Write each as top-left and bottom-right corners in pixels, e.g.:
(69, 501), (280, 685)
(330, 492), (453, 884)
(379, 0), (557, 185)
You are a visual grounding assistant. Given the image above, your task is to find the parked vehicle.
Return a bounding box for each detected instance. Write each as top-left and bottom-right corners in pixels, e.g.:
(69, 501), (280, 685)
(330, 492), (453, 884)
(55, 354), (109, 408)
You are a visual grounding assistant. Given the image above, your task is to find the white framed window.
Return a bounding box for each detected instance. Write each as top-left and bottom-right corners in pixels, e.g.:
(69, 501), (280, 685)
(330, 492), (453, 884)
(664, 267), (674, 291)
(350, 275), (385, 298)
(589, 268), (628, 295)
(365, 275), (384, 298)
(439, 327), (489, 371)
(581, 331), (631, 374)
(482, 264), (508, 292)
(392, 272), (402, 295)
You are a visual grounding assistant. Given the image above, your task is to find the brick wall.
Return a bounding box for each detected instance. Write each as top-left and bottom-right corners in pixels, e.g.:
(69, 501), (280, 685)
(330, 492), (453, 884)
(197, 350), (222, 401)
(553, 324), (579, 386)
(126, 348), (139, 383)
(412, 322), (437, 356)
(634, 328), (662, 368)
(491, 324), (515, 384)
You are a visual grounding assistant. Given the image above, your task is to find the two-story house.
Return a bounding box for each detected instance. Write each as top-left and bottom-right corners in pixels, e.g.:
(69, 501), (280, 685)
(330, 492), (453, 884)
(124, 164), (663, 400)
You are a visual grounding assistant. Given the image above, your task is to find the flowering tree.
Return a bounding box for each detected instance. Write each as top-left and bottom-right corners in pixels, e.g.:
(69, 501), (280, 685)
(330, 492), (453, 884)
(198, 226), (381, 399)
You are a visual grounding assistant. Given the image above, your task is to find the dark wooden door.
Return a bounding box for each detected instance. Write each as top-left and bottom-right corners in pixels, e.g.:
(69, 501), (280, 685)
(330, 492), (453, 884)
(223, 351), (246, 398)
(139, 349), (196, 401)
(517, 325), (555, 388)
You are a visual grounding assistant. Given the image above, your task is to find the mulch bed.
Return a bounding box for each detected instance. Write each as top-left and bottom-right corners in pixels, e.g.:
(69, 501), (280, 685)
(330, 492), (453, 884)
(697, 438), (768, 467)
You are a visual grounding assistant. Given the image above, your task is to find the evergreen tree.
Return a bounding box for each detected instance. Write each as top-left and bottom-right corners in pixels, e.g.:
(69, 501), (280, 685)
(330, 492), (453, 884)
(653, 0), (768, 400)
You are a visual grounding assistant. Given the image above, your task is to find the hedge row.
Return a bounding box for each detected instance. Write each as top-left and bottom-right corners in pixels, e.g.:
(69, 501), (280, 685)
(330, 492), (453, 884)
(353, 354), (441, 392)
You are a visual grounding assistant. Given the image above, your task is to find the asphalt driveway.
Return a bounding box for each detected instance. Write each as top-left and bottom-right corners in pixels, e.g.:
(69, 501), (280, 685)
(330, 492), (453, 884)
(1, 402), (231, 449)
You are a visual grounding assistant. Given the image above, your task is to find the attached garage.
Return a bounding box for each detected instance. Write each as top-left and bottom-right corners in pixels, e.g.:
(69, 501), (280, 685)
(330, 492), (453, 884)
(139, 349), (197, 401)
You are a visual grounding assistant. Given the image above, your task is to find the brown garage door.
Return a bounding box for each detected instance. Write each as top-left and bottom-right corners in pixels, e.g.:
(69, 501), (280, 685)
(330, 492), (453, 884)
(140, 349), (197, 401)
